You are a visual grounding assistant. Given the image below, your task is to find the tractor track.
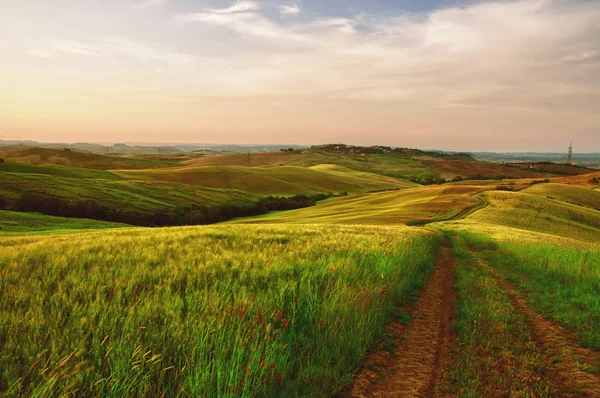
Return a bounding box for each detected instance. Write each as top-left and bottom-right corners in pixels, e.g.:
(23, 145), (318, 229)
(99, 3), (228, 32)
(480, 260), (600, 397)
(349, 244), (457, 397)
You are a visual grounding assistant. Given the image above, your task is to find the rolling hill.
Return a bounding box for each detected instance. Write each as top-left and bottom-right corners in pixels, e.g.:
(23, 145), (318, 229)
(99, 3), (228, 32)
(232, 185), (486, 225)
(465, 190), (600, 242)
(0, 147), (177, 170)
(0, 171), (261, 225)
(112, 164), (415, 195)
(0, 210), (130, 233)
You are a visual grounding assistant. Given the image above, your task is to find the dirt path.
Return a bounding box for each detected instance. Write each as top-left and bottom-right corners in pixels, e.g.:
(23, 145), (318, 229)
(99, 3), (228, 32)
(483, 263), (600, 397)
(349, 245), (457, 397)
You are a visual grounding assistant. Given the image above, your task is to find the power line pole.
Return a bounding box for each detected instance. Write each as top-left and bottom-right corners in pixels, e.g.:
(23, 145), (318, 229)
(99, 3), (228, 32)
(567, 142), (573, 165)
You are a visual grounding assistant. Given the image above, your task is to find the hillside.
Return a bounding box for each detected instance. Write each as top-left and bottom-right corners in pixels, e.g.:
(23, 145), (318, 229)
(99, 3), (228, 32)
(113, 164), (415, 195)
(232, 185), (485, 225)
(0, 147), (178, 170)
(466, 190), (600, 242)
(0, 162), (122, 179)
(0, 171), (261, 225)
(524, 183), (600, 210)
(0, 210), (130, 233)
(185, 146), (589, 183)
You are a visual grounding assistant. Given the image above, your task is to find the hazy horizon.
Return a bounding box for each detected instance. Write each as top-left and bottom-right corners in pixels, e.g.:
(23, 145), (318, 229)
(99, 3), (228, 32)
(1, 0), (599, 152)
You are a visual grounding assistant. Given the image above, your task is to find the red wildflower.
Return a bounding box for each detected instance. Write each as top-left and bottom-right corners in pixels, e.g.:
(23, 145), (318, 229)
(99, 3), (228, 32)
(260, 360), (266, 367)
(319, 320), (324, 326)
(334, 308), (338, 313)
(282, 319), (291, 328)
(293, 298), (298, 304)
(274, 310), (284, 320)
(270, 362), (275, 369)
(275, 374), (282, 382)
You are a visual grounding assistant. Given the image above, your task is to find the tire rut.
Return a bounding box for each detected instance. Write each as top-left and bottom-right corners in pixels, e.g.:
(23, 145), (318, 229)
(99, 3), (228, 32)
(481, 261), (600, 397)
(350, 245), (457, 398)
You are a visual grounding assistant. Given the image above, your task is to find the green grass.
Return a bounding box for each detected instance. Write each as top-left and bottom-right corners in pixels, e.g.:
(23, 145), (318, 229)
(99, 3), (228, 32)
(0, 224), (441, 396)
(444, 235), (551, 396)
(0, 172), (260, 215)
(437, 223), (600, 350)
(232, 185), (485, 225)
(0, 210), (129, 233)
(113, 164), (415, 196)
(484, 239), (600, 350)
(0, 162), (122, 179)
(524, 183), (600, 210)
(466, 190), (600, 242)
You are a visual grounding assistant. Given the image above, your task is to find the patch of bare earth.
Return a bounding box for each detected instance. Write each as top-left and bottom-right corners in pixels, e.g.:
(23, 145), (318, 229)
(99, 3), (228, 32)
(349, 246), (457, 397)
(485, 266), (600, 397)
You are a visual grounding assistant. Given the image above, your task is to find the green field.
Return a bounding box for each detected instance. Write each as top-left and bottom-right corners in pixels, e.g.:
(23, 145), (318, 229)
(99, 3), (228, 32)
(2, 145), (600, 396)
(0, 162), (122, 180)
(466, 190), (600, 242)
(232, 185), (485, 225)
(0, 224), (440, 396)
(0, 210), (130, 233)
(0, 172), (259, 215)
(113, 164), (414, 195)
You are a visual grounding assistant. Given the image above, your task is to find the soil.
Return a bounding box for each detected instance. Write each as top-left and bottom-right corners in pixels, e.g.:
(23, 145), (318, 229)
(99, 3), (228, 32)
(349, 245), (457, 397)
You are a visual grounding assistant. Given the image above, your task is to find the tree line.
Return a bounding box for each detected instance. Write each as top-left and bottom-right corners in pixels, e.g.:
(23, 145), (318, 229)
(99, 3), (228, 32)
(1, 192), (341, 227)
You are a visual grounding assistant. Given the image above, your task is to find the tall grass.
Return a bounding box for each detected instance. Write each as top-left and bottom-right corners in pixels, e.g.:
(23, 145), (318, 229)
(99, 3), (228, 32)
(0, 224), (441, 396)
(446, 236), (550, 396)
(488, 240), (600, 349)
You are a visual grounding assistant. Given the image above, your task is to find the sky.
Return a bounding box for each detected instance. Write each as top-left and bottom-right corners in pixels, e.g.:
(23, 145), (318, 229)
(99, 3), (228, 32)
(0, 0), (598, 151)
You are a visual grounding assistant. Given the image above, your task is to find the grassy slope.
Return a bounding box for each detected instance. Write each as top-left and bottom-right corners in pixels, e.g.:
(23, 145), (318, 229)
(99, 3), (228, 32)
(0, 147), (177, 170)
(0, 210), (129, 233)
(232, 185), (485, 225)
(0, 224), (440, 397)
(113, 164), (415, 195)
(466, 190), (600, 242)
(0, 172), (260, 214)
(0, 162), (122, 179)
(524, 183), (600, 210)
(439, 224), (600, 351)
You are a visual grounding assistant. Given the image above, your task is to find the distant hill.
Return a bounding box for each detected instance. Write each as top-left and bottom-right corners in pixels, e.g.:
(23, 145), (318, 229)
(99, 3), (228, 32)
(0, 147), (178, 170)
(113, 164), (415, 195)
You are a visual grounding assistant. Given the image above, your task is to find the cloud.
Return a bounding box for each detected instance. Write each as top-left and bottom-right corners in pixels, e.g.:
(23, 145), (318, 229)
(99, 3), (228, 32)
(135, 0), (168, 8)
(25, 49), (53, 59)
(24, 37), (195, 65)
(211, 1), (261, 14)
(176, 0), (600, 111)
(50, 40), (100, 57)
(280, 5), (300, 15)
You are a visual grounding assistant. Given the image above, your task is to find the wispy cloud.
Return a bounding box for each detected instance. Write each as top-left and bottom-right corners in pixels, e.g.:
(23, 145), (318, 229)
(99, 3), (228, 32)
(280, 5), (300, 15)
(174, 0), (600, 110)
(211, 1), (261, 14)
(134, 0), (168, 8)
(23, 37), (195, 64)
(25, 49), (53, 59)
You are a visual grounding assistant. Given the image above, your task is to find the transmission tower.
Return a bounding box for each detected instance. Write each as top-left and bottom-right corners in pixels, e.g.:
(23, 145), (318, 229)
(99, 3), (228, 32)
(567, 143), (573, 165)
